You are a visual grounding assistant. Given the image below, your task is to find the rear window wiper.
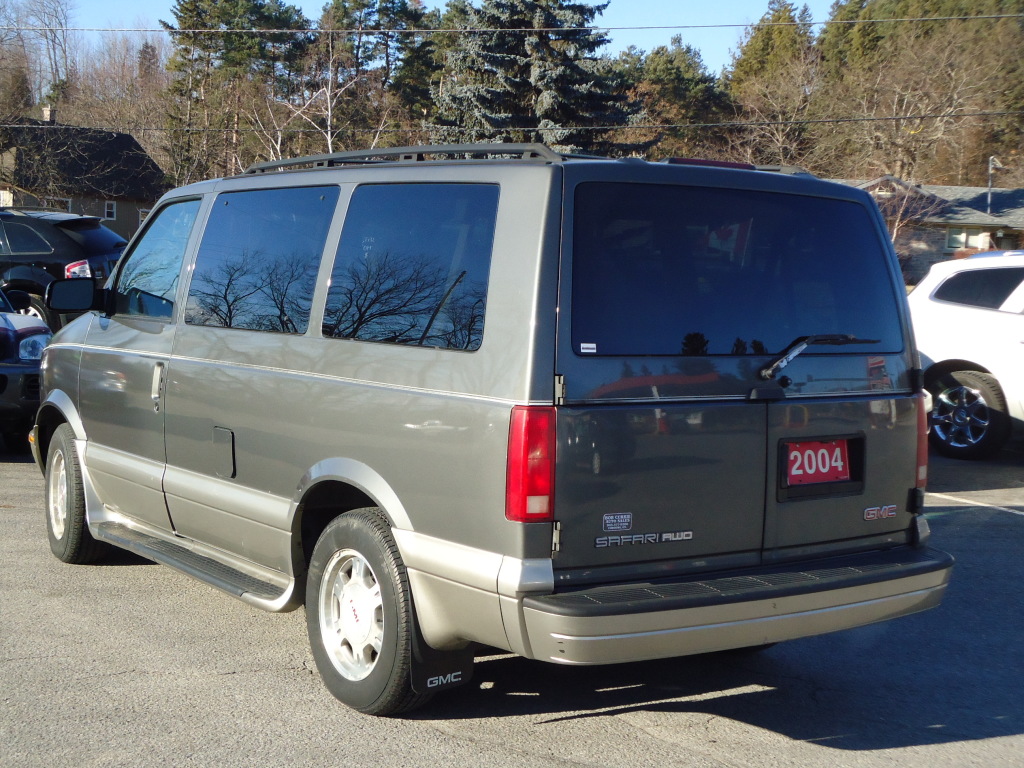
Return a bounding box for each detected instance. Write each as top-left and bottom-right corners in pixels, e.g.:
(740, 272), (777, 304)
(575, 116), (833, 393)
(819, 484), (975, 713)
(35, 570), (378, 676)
(759, 334), (880, 381)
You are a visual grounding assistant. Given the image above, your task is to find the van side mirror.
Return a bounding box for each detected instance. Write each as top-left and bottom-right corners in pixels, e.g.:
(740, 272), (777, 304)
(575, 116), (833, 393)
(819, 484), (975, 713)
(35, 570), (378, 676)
(5, 289), (31, 312)
(46, 278), (105, 312)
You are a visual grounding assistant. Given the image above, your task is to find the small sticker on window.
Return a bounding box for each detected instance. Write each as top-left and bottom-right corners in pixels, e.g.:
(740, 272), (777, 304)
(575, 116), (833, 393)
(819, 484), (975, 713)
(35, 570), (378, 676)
(580, 343), (597, 354)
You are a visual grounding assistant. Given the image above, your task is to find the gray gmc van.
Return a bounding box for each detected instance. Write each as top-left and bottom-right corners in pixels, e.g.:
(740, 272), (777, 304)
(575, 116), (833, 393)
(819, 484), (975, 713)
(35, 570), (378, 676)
(33, 144), (953, 716)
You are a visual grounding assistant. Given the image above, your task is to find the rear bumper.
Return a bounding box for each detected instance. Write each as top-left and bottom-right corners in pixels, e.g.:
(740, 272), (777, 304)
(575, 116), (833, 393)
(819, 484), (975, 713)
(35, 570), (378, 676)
(518, 547), (953, 664)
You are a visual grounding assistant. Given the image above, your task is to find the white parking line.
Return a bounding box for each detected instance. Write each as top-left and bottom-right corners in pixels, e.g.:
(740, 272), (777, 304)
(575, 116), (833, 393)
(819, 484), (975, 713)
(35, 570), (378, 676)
(928, 492), (1024, 518)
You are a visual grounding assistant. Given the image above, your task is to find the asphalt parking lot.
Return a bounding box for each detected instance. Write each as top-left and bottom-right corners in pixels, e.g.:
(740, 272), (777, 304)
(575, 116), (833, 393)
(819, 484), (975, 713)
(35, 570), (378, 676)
(1, 442), (1022, 768)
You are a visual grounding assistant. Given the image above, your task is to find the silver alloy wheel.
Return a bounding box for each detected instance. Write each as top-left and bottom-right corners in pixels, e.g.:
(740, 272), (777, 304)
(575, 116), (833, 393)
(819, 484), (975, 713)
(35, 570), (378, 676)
(47, 448), (68, 539)
(18, 305), (45, 322)
(932, 383), (990, 449)
(318, 548), (384, 681)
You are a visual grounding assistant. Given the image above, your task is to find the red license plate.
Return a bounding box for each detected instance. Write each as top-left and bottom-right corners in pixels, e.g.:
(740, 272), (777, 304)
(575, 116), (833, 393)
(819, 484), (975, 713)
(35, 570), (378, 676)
(786, 440), (851, 486)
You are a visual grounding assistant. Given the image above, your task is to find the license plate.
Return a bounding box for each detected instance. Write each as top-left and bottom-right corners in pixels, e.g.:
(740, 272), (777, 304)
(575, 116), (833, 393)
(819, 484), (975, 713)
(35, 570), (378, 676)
(786, 440), (851, 486)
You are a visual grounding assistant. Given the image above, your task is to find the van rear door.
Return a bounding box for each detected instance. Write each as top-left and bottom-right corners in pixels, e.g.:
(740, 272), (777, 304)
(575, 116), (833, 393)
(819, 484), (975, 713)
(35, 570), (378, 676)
(551, 170), (915, 585)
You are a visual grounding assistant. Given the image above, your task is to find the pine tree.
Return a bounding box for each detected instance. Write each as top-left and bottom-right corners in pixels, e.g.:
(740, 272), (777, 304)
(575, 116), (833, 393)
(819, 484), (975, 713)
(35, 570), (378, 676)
(610, 37), (732, 159)
(162, 0), (310, 181)
(816, 0), (868, 77)
(727, 0), (815, 96)
(431, 0), (641, 154)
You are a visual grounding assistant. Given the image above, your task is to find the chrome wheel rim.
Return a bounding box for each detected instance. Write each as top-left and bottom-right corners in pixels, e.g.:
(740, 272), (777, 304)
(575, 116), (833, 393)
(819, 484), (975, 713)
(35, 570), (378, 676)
(932, 384), (991, 449)
(17, 303), (47, 325)
(47, 449), (68, 539)
(318, 549), (384, 681)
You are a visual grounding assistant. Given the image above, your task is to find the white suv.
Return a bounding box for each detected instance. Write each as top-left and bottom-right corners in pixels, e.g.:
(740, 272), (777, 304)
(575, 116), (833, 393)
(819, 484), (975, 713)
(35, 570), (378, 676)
(909, 252), (1024, 458)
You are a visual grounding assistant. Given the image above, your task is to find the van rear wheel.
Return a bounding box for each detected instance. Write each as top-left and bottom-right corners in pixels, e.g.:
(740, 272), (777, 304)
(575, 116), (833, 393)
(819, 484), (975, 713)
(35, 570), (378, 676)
(306, 508), (431, 716)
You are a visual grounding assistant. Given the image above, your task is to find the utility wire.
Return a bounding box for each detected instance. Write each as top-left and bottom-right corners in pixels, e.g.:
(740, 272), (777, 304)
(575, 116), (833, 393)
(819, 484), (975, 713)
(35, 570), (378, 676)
(4, 110), (1020, 136)
(1, 13), (1022, 36)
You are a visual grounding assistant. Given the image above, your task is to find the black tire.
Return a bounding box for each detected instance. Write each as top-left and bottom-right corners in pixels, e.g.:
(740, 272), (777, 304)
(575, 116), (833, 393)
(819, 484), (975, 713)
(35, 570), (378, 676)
(20, 293), (59, 330)
(928, 370), (1011, 460)
(306, 508), (431, 716)
(45, 424), (109, 563)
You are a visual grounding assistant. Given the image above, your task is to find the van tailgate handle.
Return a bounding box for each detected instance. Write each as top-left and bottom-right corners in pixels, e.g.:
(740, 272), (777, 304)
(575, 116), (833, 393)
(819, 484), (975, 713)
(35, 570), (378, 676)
(151, 362), (166, 412)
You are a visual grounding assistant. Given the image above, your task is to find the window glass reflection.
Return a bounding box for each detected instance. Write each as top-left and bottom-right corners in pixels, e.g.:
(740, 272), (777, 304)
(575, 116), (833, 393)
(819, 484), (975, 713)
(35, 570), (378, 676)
(115, 198), (201, 318)
(572, 182), (903, 356)
(324, 184), (498, 351)
(185, 186), (339, 333)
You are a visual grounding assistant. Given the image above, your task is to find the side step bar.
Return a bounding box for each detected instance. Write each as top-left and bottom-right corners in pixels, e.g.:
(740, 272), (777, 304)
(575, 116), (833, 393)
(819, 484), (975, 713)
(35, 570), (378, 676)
(94, 521), (295, 610)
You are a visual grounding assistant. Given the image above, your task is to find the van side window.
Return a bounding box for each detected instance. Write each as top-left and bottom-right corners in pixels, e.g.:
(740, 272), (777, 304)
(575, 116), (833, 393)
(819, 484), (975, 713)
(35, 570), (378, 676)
(114, 198), (201, 318)
(323, 184), (498, 351)
(184, 186), (339, 333)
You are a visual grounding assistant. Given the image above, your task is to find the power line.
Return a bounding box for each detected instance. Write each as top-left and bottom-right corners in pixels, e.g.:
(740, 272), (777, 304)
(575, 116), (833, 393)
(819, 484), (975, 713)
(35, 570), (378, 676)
(1, 13), (1021, 37)
(4, 110), (1020, 136)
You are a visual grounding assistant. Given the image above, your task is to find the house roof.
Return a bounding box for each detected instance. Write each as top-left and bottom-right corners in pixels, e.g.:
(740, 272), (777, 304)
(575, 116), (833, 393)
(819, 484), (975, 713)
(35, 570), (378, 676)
(1, 118), (167, 202)
(840, 175), (1024, 230)
(918, 184), (1024, 228)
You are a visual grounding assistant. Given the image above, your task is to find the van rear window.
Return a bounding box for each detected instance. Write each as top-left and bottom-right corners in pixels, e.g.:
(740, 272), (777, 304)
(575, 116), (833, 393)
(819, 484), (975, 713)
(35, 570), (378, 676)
(571, 182), (903, 357)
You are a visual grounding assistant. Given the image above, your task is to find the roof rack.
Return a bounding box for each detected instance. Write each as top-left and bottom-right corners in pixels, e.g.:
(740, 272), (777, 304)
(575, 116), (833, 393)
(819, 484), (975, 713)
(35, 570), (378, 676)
(244, 143), (568, 174)
(661, 157), (814, 177)
(755, 164), (814, 176)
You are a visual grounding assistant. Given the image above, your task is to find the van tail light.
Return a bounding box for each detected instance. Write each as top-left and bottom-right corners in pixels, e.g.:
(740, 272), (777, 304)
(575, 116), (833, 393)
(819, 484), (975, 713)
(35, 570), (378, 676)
(915, 391), (929, 489)
(65, 259), (92, 278)
(506, 406), (556, 522)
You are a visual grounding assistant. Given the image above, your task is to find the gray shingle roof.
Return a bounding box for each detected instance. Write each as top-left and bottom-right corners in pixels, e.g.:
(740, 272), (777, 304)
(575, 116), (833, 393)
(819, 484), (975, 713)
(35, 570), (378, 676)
(837, 176), (1024, 229)
(2, 118), (167, 202)
(918, 185), (1024, 228)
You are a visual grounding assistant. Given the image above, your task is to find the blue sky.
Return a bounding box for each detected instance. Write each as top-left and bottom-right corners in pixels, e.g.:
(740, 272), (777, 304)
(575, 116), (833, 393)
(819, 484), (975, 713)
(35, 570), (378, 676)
(69, 0), (838, 74)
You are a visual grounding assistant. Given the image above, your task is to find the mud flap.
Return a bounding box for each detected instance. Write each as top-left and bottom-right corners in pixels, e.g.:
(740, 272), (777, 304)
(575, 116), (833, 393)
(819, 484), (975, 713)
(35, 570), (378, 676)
(409, 599), (475, 694)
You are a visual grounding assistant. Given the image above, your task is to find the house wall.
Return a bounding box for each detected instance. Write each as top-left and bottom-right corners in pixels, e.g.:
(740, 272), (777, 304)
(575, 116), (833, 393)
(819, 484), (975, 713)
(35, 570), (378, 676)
(14, 191), (148, 240)
(893, 224), (1022, 284)
(893, 225), (950, 283)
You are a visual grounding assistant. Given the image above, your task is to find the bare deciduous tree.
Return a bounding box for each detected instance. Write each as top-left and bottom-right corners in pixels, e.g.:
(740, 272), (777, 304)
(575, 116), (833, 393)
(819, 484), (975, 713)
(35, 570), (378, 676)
(818, 25), (996, 182)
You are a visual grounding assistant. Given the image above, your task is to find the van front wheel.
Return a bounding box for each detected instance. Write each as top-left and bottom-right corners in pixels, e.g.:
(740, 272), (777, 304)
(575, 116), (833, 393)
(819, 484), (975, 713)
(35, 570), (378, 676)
(45, 424), (109, 563)
(306, 509), (431, 716)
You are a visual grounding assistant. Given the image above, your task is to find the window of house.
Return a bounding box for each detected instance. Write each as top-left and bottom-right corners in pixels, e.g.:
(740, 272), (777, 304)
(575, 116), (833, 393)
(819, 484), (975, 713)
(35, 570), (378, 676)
(114, 198), (202, 319)
(138, 209), (151, 226)
(933, 267), (1024, 310)
(323, 184), (499, 351)
(946, 228), (988, 250)
(184, 186), (339, 334)
(104, 201), (116, 220)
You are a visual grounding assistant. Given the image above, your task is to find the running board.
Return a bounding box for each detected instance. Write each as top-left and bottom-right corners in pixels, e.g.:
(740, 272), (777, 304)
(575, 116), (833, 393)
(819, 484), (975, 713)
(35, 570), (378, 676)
(93, 521), (295, 610)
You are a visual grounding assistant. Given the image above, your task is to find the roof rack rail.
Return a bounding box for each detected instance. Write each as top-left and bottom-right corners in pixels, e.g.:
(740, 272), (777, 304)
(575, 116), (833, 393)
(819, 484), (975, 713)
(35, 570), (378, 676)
(755, 164), (814, 176)
(244, 143), (565, 174)
(660, 157), (815, 177)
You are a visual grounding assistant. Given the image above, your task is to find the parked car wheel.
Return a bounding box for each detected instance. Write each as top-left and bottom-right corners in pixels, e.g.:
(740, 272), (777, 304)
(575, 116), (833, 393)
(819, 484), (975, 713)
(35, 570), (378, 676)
(45, 424), (110, 563)
(23, 292), (58, 329)
(306, 508), (431, 716)
(928, 371), (1010, 459)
